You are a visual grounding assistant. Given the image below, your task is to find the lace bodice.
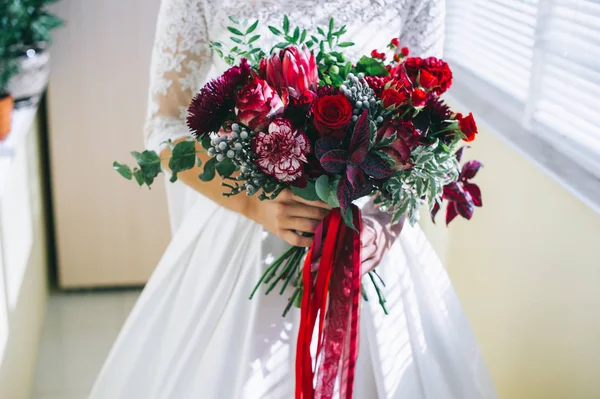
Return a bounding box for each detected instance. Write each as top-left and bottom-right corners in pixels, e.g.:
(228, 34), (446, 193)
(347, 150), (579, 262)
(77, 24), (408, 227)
(144, 0), (445, 153)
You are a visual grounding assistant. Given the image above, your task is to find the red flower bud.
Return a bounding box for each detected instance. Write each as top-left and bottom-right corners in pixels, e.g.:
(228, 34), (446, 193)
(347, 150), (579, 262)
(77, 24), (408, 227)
(390, 38), (400, 48)
(371, 49), (379, 58)
(401, 47), (410, 57)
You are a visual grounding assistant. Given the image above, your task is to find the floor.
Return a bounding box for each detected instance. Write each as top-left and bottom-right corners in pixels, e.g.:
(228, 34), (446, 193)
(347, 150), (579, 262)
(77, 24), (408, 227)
(32, 289), (141, 399)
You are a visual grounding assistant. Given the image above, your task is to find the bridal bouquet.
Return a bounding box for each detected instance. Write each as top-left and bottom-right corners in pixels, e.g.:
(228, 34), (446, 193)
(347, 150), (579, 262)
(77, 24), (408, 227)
(114, 16), (482, 399)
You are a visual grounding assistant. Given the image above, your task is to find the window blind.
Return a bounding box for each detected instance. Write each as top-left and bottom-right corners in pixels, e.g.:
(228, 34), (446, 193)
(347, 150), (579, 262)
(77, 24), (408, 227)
(445, 0), (600, 174)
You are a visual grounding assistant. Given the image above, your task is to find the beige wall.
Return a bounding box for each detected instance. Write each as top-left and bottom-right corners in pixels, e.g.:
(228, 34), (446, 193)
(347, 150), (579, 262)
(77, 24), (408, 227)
(0, 116), (49, 399)
(421, 129), (600, 399)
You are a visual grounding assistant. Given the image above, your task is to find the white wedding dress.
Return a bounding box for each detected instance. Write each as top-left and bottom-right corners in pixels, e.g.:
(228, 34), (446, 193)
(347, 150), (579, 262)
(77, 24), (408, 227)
(90, 0), (497, 398)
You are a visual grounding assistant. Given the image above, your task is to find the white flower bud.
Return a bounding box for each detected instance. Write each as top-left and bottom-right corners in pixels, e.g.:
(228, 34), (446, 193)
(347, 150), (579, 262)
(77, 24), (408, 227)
(218, 141), (228, 150)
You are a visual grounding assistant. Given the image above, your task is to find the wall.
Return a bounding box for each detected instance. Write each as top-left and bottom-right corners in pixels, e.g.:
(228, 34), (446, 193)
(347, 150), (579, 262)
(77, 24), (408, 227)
(0, 115), (49, 398)
(421, 128), (600, 399)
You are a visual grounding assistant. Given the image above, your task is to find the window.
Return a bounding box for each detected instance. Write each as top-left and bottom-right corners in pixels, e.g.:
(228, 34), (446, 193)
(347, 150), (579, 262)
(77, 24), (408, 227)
(445, 0), (600, 208)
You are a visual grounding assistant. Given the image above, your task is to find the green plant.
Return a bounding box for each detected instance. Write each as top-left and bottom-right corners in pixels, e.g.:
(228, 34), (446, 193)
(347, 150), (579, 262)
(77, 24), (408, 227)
(0, 0), (64, 52)
(0, 36), (19, 97)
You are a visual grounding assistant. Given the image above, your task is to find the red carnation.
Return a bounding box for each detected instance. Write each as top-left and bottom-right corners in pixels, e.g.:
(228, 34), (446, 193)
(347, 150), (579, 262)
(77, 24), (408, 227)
(251, 118), (310, 183)
(457, 112), (478, 142)
(403, 57), (453, 95)
(311, 94), (353, 140)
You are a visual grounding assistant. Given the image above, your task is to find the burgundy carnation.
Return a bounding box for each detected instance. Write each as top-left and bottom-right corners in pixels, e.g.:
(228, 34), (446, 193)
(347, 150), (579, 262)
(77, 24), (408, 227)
(236, 78), (285, 131)
(403, 57), (453, 95)
(251, 118), (311, 182)
(187, 59), (251, 137)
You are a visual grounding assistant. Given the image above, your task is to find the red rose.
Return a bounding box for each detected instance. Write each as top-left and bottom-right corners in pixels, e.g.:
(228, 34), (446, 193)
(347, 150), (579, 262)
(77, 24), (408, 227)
(411, 88), (428, 108)
(236, 78), (285, 131)
(311, 94), (353, 139)
(457, 112), (478, 142)
(382, 87), (410, 109)
(419, 70), (438, 90)
(404, 57), (453, 95)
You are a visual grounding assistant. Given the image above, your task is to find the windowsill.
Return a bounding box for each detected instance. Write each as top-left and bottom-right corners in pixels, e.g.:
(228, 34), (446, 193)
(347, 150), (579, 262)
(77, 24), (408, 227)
(447, 66), (600, 214)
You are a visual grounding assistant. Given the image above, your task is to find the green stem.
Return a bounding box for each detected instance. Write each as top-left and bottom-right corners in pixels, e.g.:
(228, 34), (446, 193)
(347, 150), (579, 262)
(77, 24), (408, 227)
(265, 248), (300, 295)
(283, 287), (301, 317)
(279, 248), (304, 295)
(368, 271), (388, 315)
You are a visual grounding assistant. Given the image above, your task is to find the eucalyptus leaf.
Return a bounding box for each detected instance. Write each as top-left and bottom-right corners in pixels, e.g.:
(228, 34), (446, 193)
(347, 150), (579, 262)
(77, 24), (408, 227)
(130, 150), (161, 187)
(168, 140), (197, 182)
(216, 158), (236, 177)
(113, 162), (132, 180)
(315, 175), (330, 203)
(199, 158), (217, 181)
(291, 180), (320, 201)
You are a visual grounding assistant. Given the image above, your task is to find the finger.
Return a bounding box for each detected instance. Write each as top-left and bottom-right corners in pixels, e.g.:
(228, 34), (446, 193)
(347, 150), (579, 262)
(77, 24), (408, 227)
(282, 217), (320, 234)
(292, 195), (332, 210)
(286, 203), (330, 221)
(281, 230), (313, 247)
(276, 189), (294, 203)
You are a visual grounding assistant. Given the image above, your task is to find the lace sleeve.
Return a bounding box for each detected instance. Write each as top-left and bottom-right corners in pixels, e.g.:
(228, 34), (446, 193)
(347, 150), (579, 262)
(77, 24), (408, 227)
(399, 0), (446, 58)
(144, 0), (212, 154)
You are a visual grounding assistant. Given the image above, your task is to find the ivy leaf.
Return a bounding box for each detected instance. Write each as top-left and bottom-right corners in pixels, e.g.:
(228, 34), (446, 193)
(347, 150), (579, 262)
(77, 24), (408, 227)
(338, 42), (355, 48)
(168, 140), (197, 182)
(283, 15), (290, 33)
(248, 34), (260, 44)
(227, 27), (244, 36)
(199, 158), (217, 181)
(268, 26), (282, 35)
(291, 180), (320, 201)
(131, 150), (161, 186)
(216, 158), (236, 177)
(246, 20), (259, 34)
(113, 162), (133, 180)
(355, 56), (390, 77)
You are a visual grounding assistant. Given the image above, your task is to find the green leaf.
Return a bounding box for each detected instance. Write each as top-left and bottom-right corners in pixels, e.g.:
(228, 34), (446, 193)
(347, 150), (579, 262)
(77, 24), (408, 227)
(300, 29), (307, 43)
(113, 162), (133, 180)
(168, 140), (197, 182)
(130, 150), (162, 186)
(133, 168), (144, 186)
(227, 27), (244, 36)
(228, 16), (239, 24)
(283, 15), (290, 33)
(211, 41), (223, 48)
(268, 26), (282, 35)
(311, 35), (320, 43)
(216, 158), (236, 177)
(327, 177), (341, 208)
(248, 34), (260, 44)
(315, 175), (330, 203)
(214, 48), (224, 58)
(328, 18), (334, 34)
(342, 206), (357, 231)
(199, 158), (217, 181)
(317, 27), (325, 36)
(330, 72), (344, 86)
(200, 135), (212, 150)
(292, 27), (300, 43)
(291, 180), (320, 201)
(354, 56), (390, 77)
(246, 20), (259, 34)
(338, 42), (355, 48)
(230, 36), (243, 44)
(305, 41), (314, 48)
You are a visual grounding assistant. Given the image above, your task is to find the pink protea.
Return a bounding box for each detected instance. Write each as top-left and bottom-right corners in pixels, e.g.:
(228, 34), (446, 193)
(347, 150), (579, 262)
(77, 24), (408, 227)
(265, 46), (318, 99)
(251, 118), (311, 183)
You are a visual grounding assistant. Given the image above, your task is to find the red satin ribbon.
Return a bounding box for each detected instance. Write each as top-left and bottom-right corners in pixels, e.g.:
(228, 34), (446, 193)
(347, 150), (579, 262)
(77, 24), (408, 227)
(295, 206), (362, 399)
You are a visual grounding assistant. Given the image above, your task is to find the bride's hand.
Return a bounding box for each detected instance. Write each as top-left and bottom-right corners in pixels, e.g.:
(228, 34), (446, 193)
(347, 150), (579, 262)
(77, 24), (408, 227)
(360, 208), (405, 275)
(245, 189), (331, 247)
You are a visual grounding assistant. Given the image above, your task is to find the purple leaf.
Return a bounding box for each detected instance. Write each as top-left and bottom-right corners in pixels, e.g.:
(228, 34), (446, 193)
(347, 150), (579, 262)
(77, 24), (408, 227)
(360, 154), (394, 179)
(446, 202), (459, 226)
(349, 110), (371, 160)
(464, 182), (482, 207)
(455, 199), (474, 220)
(346, 164), (366, 188)
(315, 137), (342, 160)
(460, 160), (483, 180)
(455, 146), (469, 163)
(320, 150), (348, 173)
(442, 182), (466, 202)
(349, 146), (369, 164)
(386, 138), (411, 163)
(431, 202), (441, 223)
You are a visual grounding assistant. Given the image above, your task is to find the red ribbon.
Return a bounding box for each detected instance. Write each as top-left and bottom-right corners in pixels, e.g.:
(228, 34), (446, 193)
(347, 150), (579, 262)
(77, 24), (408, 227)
(295, 205), (362, 399)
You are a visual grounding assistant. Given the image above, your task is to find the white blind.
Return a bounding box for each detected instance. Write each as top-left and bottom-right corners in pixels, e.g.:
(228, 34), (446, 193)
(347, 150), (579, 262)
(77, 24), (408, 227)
(445, 0), (600, 174)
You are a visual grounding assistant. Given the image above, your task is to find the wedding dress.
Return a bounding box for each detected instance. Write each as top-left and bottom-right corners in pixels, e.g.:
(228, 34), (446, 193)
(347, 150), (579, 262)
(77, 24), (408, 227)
(90, 0), (497, 398)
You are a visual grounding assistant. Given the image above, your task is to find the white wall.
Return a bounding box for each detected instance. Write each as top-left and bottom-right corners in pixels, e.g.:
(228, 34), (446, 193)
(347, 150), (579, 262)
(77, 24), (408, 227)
(421, 129), (600, 399)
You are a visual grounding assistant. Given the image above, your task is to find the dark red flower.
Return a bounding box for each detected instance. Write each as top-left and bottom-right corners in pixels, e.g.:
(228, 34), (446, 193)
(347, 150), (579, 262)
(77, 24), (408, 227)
(410, 88), (428, 108)
(403, 57), (453, 95)
(311, 94), (353, 140)
(400, 47), (410, 57)
(457, 112), (478, 142)
(425, 97), (452, 123)
(375, 119), (412, 169)
(390, 38), (400, 47)
(187, 59), (251, 137)
(381, 80), (410, 109)
(251, 118), (311, 183)
(236, 77), (285, 131)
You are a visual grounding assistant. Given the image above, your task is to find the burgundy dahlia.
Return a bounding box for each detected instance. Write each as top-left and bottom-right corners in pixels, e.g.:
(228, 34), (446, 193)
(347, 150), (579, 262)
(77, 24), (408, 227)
(187, 59), (251, 137)
(251, 118), (311, 183)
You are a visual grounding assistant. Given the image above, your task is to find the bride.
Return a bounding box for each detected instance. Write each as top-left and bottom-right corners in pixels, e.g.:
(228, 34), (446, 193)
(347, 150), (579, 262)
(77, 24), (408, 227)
(91, 0), (496, 397)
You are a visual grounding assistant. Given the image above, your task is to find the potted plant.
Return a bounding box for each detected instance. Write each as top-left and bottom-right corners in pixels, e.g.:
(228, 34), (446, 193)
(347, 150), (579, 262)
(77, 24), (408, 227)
(1, 0), (64, 107)
(0, 42), (20, 139)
